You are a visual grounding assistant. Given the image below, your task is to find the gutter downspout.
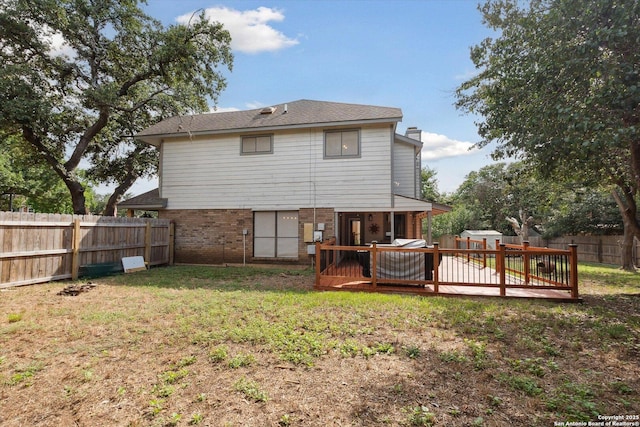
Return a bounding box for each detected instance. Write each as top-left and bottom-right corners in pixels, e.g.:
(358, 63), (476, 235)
(390, 124), (395, 241)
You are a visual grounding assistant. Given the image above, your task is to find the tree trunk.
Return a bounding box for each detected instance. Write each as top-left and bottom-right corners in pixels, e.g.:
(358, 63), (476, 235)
(103, 169), (138, 216)
(611, 188), (639, 271)
(519, 210), (530, 242)
(620, 220), (636, 271)
(66, 180), (87, 215)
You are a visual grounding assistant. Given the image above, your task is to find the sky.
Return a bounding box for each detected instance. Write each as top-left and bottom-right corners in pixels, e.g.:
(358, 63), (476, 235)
(124, 0), (497, 196)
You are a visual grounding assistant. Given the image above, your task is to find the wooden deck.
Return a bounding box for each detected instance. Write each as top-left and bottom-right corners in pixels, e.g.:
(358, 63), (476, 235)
(316, 255), (580, 302)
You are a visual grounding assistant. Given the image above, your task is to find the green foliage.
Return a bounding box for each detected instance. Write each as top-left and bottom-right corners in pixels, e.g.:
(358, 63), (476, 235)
(148, 398), (164, 416)
(438, 160), (629, 240)
(545, 382), (599, 421)
(498, 373), (543, 397)
(420, 166), (441, 202)
(160, 368), (189, 384)
(7, 313), (22, 323)
(403, 344), (422, 359)
(432, 204), (476, 238)
(0, 0), (233, 214)
(227, 353), (256, 369)
(208, 346), (228, 364)
(543, 187), (624, 237)
(8, 362), (43, 386)
(456, 0), (640, 267)
(233, 377), (268, 402)
(447, 161), (555, 235)
(189, 412), (204, 425)
(439, 350), (468, 363)
(405, 406), (435, 426)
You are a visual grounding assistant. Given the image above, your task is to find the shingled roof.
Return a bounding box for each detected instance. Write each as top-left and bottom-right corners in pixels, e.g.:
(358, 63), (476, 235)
(117, 188), (167, 210)
(136, 99), (403, 145)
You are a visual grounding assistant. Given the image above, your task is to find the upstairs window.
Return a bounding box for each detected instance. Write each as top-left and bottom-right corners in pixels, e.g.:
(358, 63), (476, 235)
(241, 135), (273, 155)
(324, 129), (360, 158)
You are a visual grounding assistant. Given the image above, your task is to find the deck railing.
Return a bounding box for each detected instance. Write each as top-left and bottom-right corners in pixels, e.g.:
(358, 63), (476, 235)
(314, 240), (579, 300)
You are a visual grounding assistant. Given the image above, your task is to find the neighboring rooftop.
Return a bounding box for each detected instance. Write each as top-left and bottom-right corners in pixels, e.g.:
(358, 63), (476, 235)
(136, 99), (403, 145)
(117, 188), (167, 211)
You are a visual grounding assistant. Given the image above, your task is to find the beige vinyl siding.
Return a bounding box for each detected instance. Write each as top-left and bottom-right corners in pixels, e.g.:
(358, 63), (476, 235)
(393, 142), (418, 198)
(160, 125), (393, 210)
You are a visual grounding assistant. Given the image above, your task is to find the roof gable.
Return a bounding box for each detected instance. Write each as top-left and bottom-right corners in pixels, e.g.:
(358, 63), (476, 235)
(137, 99), (403, 145)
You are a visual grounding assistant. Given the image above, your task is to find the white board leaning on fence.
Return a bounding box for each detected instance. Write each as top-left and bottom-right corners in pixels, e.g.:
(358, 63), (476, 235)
(122, 256), (147, 273)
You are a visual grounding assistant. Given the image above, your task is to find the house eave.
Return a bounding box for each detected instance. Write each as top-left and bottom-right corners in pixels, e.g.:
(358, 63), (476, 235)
(137, 117), (403, 146)
(395, 133), (423, 149)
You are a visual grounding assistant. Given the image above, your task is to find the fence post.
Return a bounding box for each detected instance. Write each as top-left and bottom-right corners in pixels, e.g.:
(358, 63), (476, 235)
(144, 221), (152, 264)
(523, 241), (530, 284)
(499, 243), (506, 297)
(71, 218), (81, 280)
(569, 244), (579, 299)
(371, 241), (377, 289)
(433, 242), (439, 294)
(169, 222), (175, 265)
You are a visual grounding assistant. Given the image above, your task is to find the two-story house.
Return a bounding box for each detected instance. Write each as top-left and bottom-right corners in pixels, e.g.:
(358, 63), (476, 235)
(127, 99), (450, 264)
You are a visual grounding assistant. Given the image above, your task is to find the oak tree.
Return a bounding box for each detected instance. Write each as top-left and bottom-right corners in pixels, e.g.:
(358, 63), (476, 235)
(456, 0), (640, 269)
(0, 0), (233, 214)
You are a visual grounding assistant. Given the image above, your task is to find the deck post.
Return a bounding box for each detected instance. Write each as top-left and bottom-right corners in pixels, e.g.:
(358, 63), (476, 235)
(499, 243), (506, 297)
(569, 244), (579, 299)
(495, 239), (501, 273)
(371, 241), (377, 289)
(523, 241), (530, 284)
(466, 236), (471, 262)
(433, 242), (439, 294)
(482, 238), (487, 268)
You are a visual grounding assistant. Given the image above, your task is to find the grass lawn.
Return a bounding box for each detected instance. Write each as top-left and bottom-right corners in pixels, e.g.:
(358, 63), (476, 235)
(0, 263), (638, 426)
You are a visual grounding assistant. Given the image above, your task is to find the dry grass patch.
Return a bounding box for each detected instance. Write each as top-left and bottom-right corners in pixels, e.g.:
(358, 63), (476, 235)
(0, 264), (638, 426)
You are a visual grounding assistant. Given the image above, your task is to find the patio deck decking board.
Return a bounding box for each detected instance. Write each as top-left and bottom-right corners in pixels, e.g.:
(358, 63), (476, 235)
(316, 255), (579, 301)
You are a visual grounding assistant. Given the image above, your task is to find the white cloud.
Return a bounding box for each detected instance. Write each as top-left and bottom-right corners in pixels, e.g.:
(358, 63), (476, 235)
(48, 31), (75, 57)
(244, 101), (266, 109)
(177, 6), (299, 54)
(420, 131), (477, 160)
(209, 106), (240, 113)
(209, 101), (265, 113)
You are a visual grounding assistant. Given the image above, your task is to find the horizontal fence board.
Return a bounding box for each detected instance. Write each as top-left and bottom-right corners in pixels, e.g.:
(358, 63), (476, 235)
(0, 249), (72, 259)
(0, 273), (73, 289)
(0, 212), (173, 288)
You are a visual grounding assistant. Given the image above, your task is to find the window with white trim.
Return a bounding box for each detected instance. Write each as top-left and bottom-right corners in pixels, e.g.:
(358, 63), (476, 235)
(324, 129), (360, 158)
(241, 135), (273, 154)
(253, 211), (299, 258)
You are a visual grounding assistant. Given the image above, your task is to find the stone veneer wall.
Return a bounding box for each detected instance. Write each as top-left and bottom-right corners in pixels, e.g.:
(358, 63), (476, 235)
(160, 208), (335, 265)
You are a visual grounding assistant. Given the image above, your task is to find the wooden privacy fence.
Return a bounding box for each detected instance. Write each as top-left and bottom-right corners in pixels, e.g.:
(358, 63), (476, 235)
(0, 212), (174, 288)
(502, 235), (640, 266)
(439, 234), (639, 266)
